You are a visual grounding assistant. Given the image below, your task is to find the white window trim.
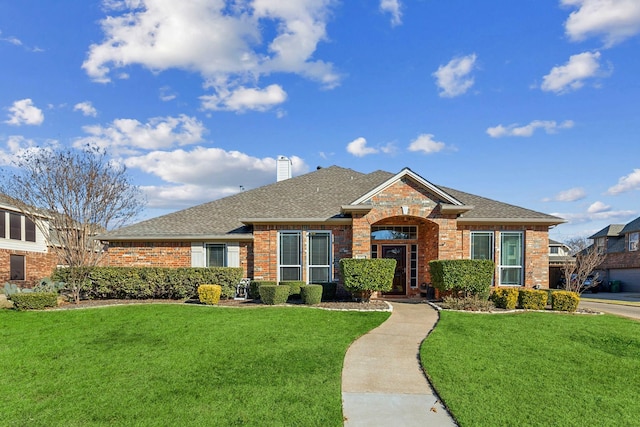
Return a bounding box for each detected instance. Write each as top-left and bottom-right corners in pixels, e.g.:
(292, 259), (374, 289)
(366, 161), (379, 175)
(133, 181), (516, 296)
(470, 231), (494, 260)
(306, 230), (332, 284)
(277, 231), (302, 282)
(498, 231), (524, 286)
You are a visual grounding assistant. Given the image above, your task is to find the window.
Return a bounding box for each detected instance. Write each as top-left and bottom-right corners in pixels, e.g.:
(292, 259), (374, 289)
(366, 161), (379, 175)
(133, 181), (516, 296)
(549, 246), (559, 255)
(25, 218), (36, 242)
(10, 255), (25, 281)
(206, 244), (226, 267)
(499, 232), (523, 286)
(410, 244), (418, 288)
(0, 211), (5, 238)
(596, 237), (605, 254)
(371, 226), (417, 240)
(9, 213), (21, 240)
(471, 232), (494, 260)
(279, 232), (302, 281)
(630, 232), (639, 252)
(308, 232), (331, 283)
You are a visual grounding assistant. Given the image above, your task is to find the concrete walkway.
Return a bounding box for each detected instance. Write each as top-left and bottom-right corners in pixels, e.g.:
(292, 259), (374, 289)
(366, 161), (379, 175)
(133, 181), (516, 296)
(342, 301), (457, 426)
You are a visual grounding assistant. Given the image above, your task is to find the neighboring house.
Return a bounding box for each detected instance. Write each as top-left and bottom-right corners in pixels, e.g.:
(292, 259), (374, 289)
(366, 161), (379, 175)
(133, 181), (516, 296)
(590, 217), (640, 292)
(548, 239), (573, 288)
(0, 195), (58, 286)
(101, 166), (565, 297)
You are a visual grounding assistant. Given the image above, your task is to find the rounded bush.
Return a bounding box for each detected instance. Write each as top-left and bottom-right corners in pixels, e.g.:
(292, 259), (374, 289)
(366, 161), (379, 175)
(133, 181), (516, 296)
(198, 284), (222, 305)
(314, 282), (337, 301)
(301, 285), (323, 305)
(551, 291), (580, 312)
(490, 287), (519, 309)
(518, 289), (548, 310)
(249, 281), (276, 300)
(259, 285), (290, 305)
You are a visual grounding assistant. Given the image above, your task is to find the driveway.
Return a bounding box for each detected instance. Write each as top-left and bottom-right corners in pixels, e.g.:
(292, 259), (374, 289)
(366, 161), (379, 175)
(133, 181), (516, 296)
(579, 292), (640, 320)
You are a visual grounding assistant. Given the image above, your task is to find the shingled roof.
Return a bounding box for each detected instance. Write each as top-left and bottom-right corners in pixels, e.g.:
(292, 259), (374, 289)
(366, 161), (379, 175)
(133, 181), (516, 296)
(102, 166), (563, 241)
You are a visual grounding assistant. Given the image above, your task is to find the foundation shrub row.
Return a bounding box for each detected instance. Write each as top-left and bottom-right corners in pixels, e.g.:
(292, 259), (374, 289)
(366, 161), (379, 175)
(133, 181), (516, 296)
(490, 288), (579, 312)
(429, 259), (494, 299)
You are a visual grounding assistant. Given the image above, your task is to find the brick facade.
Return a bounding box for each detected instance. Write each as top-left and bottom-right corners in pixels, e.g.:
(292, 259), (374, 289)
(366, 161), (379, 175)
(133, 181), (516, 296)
(0, 248), (58, 287)
(104, 242), (192, 267)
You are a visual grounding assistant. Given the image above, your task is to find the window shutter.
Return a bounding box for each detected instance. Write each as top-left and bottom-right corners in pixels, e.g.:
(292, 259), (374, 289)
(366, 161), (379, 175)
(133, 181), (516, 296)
(191, 242), (204, 267)
(227, 242), (240, 267)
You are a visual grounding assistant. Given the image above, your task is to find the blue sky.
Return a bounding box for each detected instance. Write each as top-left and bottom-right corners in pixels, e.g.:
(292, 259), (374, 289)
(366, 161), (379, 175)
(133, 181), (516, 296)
(1, 0), (639, 241)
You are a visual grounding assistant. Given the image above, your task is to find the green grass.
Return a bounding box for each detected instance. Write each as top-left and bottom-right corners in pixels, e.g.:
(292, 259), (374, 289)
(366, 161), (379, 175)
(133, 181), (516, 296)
(0, 304), (389, 426)
(421, 312), (640, 427)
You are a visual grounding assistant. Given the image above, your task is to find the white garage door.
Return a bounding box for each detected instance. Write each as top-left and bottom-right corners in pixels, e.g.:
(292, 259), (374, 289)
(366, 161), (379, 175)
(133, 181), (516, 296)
(609, 269), (640, 293)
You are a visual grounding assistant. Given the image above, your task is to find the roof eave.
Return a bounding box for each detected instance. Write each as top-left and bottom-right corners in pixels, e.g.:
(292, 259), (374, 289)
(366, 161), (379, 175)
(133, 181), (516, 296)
(457, 217), (566, 226)
(440, 204), (474, 215)
(101, 233), (255, 242)
(240, 217), (352, 225)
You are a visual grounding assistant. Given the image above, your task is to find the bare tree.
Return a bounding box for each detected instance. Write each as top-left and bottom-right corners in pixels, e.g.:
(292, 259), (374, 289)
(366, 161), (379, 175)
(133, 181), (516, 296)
(559, 237), (605, 295)
(1, 146), (144, 303)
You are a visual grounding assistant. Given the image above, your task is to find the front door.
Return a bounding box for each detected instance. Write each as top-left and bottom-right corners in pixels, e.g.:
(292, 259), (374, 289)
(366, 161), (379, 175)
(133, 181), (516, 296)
(381, 245), (406, 295)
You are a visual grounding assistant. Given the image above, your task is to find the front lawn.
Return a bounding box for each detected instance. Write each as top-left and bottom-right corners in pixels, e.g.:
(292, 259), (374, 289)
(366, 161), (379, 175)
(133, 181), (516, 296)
(421, 311), (640, 426)
(0, 304), (389, 426)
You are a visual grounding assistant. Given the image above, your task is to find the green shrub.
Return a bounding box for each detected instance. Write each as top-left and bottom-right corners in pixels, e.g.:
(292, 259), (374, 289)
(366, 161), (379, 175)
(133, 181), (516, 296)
(53, 267), (243, 300)
(429, 259), (494, 299)
(279, 281), (306, 299)
(249, 281), (276, 300)
(314, 282), (337, 301)
(34, 278), (65, 294)
(518, 289), (548, 310)
(551, 291), (580, 312)
(440, 296), (495, 311)
(259, 285), (290, 305)
(339, 258), (396, 302)
(490, 287), (519, 309)
(11, 292), (58, 311)
(198, 285), (222, 305)
(301, 285), (323, 305)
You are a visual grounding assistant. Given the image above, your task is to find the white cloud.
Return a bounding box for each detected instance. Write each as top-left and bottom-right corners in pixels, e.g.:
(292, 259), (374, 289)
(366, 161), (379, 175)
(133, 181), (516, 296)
(73, 101), (98, 117)
(200, 84), (287, 112)
(159, 86), (177, 102)
(487, 120), (574, 138)
(75, 114), (206, 153)
(346, 137), (378, 157)
(544, 187), (587, 202)
(552, 208), (636, 224)
(380, 0), (402, 27)
(562, 0), (640, 47)
(540, 51), (604, 94)
(587, 201), (611, 213)
(124, 148), (309, 207)
(433, 54), (477, 98)
(407, 134), (446, 154)
(607, 168), (640, 194)
(4, 99), (44, 126)
(82, 0), (340, 109)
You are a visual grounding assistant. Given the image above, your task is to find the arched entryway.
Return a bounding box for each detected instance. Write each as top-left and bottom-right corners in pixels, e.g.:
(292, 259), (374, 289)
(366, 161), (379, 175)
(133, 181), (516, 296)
(370, 216), (439, 297)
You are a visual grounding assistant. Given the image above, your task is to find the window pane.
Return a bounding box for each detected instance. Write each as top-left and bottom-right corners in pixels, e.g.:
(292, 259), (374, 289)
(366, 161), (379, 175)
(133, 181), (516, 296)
(280, 233), (300, 265)
(0, 211), (5, 238)
(206, 244), (226, 267)
(280, 267), (301, 281)
(309, 267), (329, 283)
(10, 213), (21, 240)
(25, 218), (36, 242)
(309, 233), (329, 265)
(630, 232), (639, 252)
(371, 226), (417, 240)
(471, 232), (493, 260)
(500, 267), (521, 285)
(10, 255), (25, 281)
(501, 233), (522, 266)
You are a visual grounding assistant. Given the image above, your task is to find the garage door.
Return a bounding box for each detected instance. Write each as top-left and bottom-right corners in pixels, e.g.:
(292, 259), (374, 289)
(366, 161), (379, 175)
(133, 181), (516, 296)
(609, 269), (640, 293)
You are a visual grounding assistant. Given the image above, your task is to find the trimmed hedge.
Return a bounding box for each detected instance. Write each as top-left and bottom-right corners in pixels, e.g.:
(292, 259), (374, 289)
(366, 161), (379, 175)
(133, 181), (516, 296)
(250, 281), (276, 300)
(52, 267), (243, 300)
(11, 292), (58, 311)
(491, 287), (519, 309)
(198, 285), (222, 305)
(551, 291), (580, 312)
(279, 281), (306, 299)
(518, 289), (549, 310)
(314, 282), (337, 301)
(301, 285), (323, 305)
(429, 259), (494, 299)
(259, 285), (290, 305)
(339, 258), (396, 302)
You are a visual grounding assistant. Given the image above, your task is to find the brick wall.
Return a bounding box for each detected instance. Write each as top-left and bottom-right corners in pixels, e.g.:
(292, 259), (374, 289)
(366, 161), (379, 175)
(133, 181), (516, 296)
(104, 241), (192, 267)
(0, 248), (58, 287)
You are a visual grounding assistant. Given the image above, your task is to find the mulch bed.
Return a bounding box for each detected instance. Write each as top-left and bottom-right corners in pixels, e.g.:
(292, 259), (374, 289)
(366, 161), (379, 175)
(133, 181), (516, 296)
(49, 298), (391, 311)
